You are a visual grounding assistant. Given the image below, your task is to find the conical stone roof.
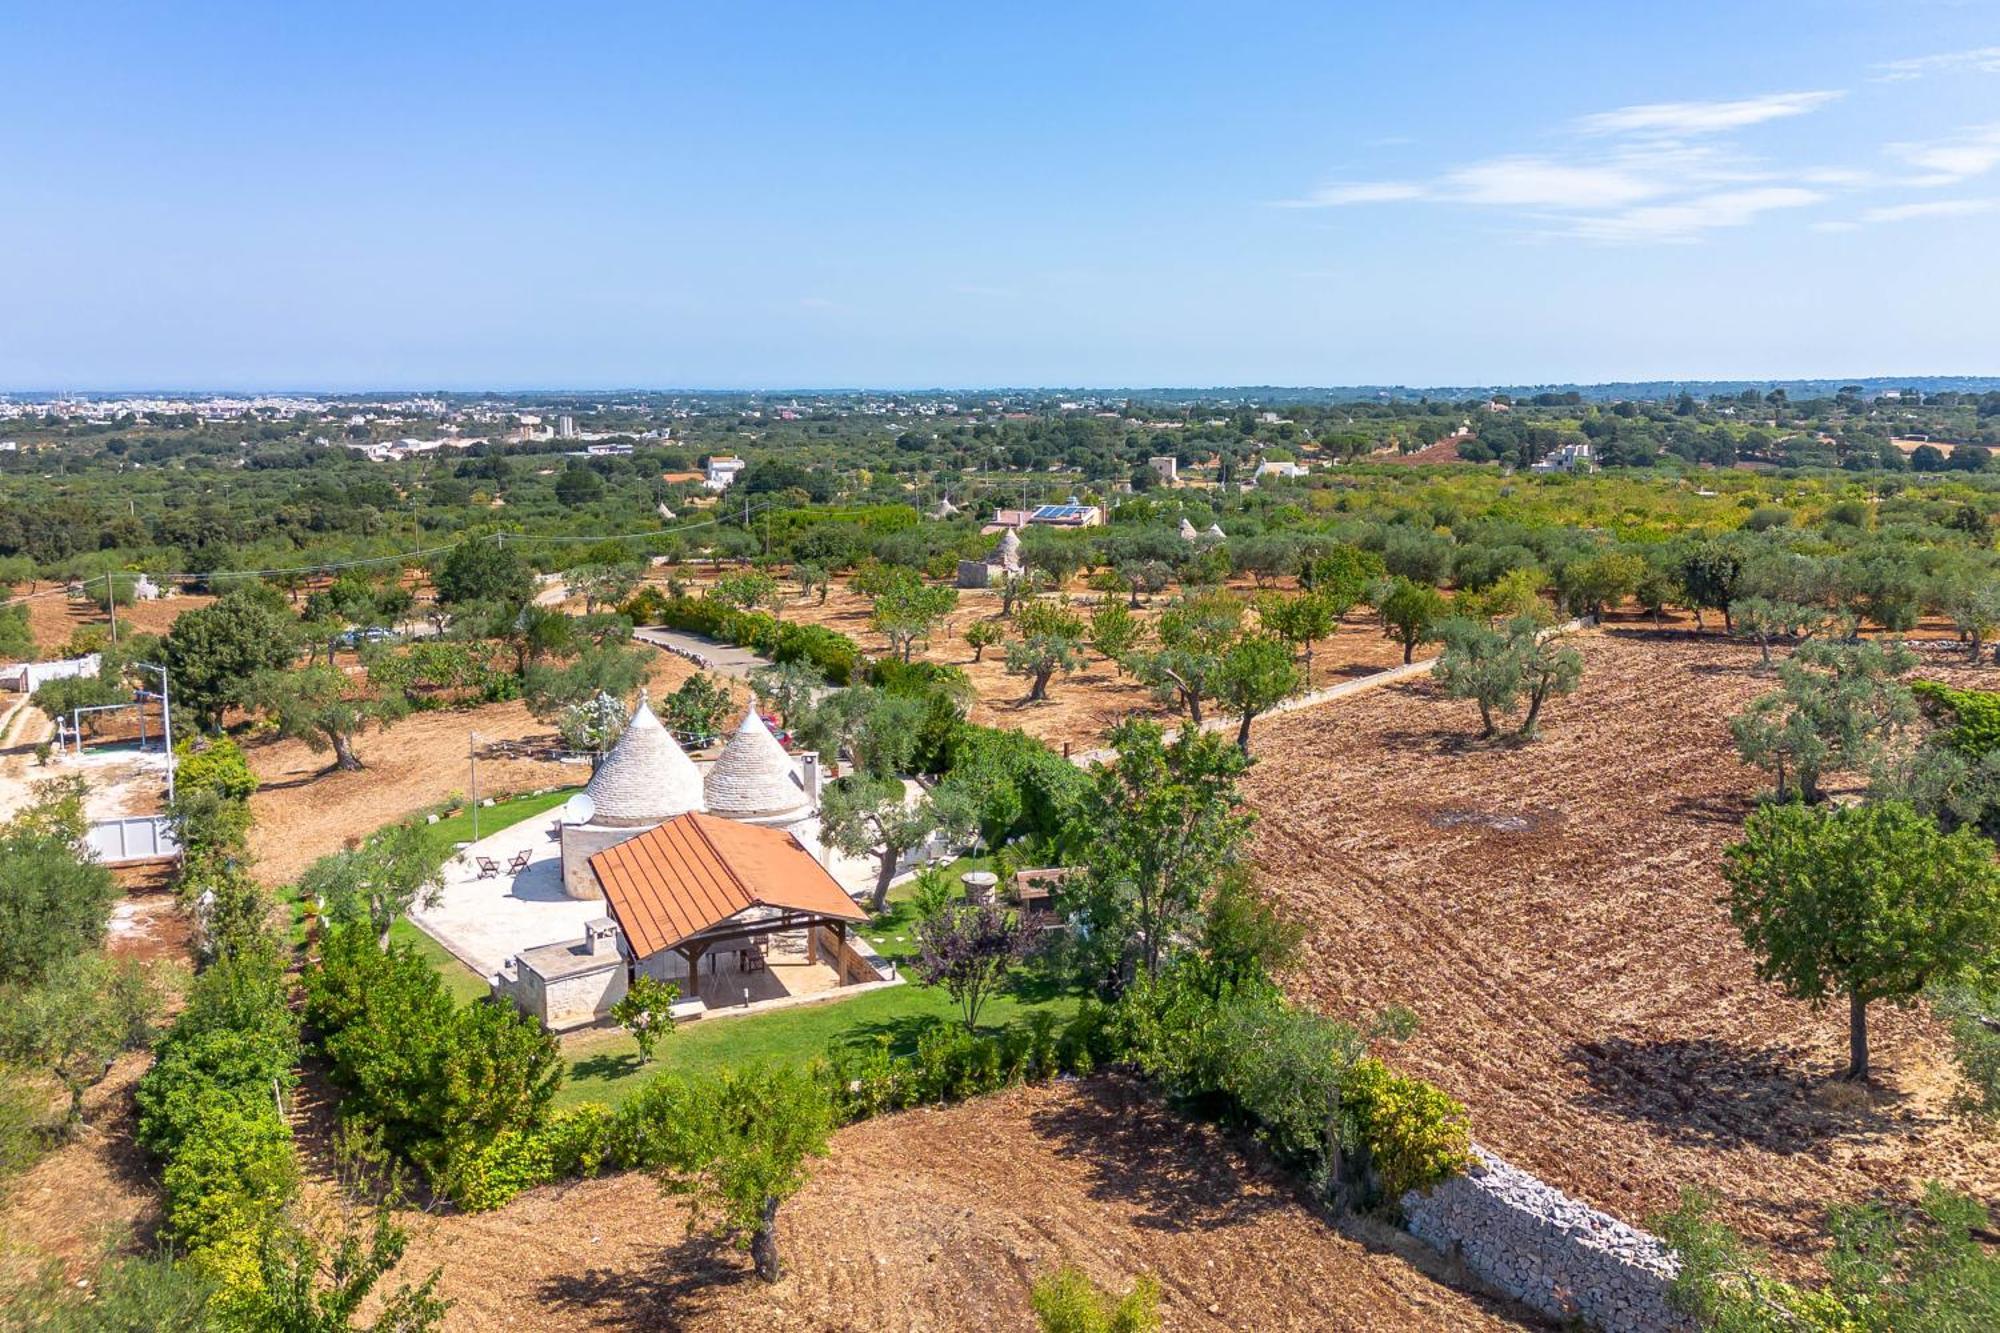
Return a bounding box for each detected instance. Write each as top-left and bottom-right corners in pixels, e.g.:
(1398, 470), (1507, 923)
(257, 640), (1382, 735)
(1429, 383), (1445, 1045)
(583, 695), (705, 827)
(704, 708), (811, 820)
(992, 527), (1023, 571)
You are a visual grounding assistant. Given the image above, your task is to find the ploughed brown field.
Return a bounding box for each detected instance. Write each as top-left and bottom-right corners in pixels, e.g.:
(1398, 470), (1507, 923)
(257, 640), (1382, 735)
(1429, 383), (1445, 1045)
(1244, 628), (2000, 1270)
(392, 1078), (1534, 1332)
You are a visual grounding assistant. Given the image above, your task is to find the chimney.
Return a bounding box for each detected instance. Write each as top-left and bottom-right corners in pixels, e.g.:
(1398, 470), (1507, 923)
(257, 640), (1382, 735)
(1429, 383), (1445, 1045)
(585, 917), (620, 957)
(801, 752), (821, 805)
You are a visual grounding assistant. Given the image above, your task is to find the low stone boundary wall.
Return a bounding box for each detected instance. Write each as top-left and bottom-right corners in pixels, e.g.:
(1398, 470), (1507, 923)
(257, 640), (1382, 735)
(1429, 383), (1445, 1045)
(1401, 1148), (1692, 1333)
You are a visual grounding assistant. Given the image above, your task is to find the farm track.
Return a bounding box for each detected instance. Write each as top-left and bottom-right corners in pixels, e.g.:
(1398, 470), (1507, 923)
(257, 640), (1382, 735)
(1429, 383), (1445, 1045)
(1245, 629), (2000, 1268)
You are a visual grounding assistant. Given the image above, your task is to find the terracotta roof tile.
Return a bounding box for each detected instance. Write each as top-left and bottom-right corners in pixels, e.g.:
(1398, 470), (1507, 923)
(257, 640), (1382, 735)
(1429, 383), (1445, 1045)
(590, 812), (863, 957)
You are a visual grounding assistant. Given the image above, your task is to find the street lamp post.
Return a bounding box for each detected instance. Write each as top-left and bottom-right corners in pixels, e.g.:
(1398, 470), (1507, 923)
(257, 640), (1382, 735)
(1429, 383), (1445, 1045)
(469, 730), (479, 844)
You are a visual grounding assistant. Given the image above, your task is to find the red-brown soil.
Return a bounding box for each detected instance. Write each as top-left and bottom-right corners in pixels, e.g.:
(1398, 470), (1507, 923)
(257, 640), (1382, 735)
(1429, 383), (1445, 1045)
(1243, 628), (2000, 1269)
(241, 646), (724, 884)
(774, 576), (1409, 753)
(394, 1078), (1535, 1332)
(23, 590), (216, 657)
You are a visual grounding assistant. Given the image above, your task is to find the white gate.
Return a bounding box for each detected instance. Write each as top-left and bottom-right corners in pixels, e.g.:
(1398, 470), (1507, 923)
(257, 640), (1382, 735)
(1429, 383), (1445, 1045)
(86, 816), (181, 865)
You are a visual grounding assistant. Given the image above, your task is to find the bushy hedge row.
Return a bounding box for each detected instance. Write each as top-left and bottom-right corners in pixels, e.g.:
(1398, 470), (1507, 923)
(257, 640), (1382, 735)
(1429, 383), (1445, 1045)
(303, 928), (563, 1204)
(622, 590), (861, 684)
(133, 947), (302, 1290)
(1116, 967), (1471, 1204)
(451, 1005), (1120, 1213)
(450, 972), (1465, 1218)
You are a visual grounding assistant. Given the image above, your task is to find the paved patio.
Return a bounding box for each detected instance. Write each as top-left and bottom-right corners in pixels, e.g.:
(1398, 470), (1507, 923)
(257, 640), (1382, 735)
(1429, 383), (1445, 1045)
(410, 815), (599, 979)
(409, 801), (896, 982)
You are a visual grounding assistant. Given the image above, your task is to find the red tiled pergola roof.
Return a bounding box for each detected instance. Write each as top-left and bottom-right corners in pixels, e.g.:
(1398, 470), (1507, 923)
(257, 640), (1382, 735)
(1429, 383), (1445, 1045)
(589, 812), (864, 958)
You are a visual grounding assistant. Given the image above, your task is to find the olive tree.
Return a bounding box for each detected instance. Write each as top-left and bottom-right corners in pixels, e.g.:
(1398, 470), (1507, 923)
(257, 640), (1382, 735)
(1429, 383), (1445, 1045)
(1005, 599), (1087, 703)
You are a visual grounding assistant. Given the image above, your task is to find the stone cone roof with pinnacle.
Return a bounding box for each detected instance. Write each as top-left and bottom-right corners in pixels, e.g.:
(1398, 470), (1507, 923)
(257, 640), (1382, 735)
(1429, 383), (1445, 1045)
(703, 707), (812, 820)
(1179, 517), (1198, 540)
(992, 527), (1023, 571)
(582, 694), (706, 827)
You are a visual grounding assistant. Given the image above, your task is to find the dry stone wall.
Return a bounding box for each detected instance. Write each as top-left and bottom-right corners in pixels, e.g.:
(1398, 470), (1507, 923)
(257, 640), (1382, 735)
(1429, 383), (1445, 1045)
(1401, 1148), (1693, 1333)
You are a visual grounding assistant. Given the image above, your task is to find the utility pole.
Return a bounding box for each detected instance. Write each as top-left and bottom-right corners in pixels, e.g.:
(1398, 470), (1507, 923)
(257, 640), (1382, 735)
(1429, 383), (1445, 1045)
(105, 572), (117, 644)
(468, 731), (480, 843)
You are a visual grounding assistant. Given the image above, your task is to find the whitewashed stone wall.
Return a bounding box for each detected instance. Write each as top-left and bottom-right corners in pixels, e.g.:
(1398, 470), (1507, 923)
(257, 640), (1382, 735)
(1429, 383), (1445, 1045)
(1401, 1148), (1693, 1333)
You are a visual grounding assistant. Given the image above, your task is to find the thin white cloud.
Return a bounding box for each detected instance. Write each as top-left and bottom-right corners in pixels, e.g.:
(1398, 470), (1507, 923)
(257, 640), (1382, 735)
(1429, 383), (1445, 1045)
(1442, 156), (1665, 209)
(1565, 187), (1826, 244)
(1889, 123), (2000, 185)
(1865, 198), (1995, 222)
(1276, 181), (1426, 207)
(1872, 46), (2000, 82)
(1274, 85), (1865, 243)
(1574, 91), (1842, 137)
(1813, 198), (1995, 231)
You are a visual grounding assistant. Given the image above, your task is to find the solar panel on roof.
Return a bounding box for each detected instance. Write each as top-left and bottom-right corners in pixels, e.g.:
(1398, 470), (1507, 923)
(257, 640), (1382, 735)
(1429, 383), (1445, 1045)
(1033, 504), (1089, 519)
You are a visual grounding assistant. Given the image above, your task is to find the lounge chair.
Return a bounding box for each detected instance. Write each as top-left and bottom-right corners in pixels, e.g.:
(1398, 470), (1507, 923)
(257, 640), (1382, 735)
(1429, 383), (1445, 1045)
(474, 856), (501, 879)
(506, 849), (533, 875)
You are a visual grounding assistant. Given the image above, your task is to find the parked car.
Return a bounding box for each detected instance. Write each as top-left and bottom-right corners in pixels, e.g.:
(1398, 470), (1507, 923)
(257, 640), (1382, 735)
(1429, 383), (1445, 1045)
(335, 625), (399, 649)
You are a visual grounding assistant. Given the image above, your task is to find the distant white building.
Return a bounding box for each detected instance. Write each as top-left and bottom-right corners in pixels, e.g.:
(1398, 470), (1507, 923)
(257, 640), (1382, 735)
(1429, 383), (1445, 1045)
(556, 414), (577, 440)
(1256, 460), (1307, 480)
(705, 455), (746, 490)
(1148, 456), (1178, 483)
(1531, 442), (1594, 473)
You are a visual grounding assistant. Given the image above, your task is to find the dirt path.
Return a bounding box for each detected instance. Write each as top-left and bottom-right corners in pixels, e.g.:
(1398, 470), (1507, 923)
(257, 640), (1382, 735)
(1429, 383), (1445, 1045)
(1243, 630), (2000, 1269)
(394, 1078), (1536, 1332)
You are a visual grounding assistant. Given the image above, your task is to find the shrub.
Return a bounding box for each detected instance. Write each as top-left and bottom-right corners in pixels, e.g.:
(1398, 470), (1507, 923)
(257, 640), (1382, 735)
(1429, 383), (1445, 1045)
(158, 1098), (300, 1289)
(1031, 1266), (1162, 1333)
(173, 736), (259, 803)
(453, 1103), (617, 1213)
(135, 946), (304, 1295)
(304, 928), (563, 1202)
(1339, 1057), (1473, 1198)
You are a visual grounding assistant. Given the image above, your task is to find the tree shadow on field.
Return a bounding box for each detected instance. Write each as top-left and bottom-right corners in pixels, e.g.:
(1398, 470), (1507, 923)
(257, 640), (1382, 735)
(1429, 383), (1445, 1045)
(1567, 1036), (1906, 1155)
(1027, 1076), (1287, 1233)
(572, 1051), (645, 1082)
(1667, 789), (1757, 827)
(537, 1232), (749, 1327)
(1377, 726), (1486, 758)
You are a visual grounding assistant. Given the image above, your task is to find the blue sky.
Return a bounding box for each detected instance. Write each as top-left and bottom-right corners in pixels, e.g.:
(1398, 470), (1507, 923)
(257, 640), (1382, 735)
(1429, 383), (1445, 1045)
(4, 1), (1999, 390)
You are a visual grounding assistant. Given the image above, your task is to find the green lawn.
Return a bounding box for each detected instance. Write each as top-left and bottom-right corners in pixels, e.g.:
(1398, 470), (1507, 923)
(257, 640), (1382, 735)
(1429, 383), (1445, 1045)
(420, 787), (579, 858)
(552, 858), (1078, 1108)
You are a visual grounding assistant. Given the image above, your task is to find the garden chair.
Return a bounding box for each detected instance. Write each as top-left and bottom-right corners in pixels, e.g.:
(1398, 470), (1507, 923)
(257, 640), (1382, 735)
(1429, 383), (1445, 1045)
(474, 856), (501, 879)
(506, 849), (533, 875)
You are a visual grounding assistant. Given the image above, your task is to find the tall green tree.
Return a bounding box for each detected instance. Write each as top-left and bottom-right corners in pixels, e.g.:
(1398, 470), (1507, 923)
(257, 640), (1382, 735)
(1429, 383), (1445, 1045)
(1072, 720), (1251, 990)
(247, 664), (410, 772)
(1722, 801), (2000, 1080)
(1129, 590), (1243, 724)
(1005, 599), (1087, 703)
(635, 1065), (834, 1282)
(162, 590), (299, 729)
(432, 539), (532, 610)
(1374, 577), (1447, 664)
(1212, 632), (1302, 753)
(820, 776), (973, 912)
(0, 778), (117, 988)
(1085, 599), (1143, 673)
(1259, 590), (1337, 682)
